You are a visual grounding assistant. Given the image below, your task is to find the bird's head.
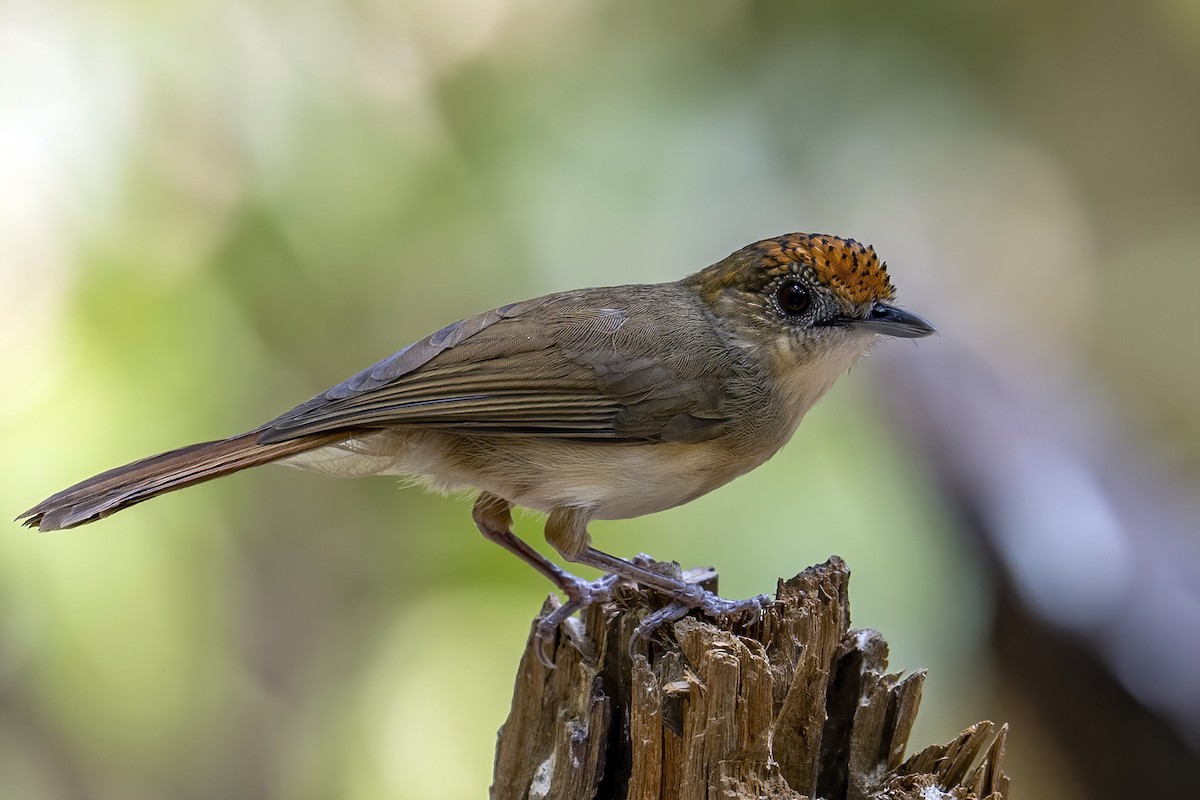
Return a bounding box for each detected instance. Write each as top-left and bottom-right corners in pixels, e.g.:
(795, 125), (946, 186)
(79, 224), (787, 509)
(685, 233), (935, 406)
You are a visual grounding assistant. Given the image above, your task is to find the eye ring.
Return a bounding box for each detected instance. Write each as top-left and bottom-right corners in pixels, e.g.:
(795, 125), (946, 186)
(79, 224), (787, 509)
(777, 281), (812, 316)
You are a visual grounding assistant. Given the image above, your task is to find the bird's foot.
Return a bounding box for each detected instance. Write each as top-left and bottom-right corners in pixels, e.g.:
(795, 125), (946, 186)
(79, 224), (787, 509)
(628, 579), (773, 657)
(533, 572), (621, 669)
(531, 551), (774, 667)
(593, 553), (773, 657)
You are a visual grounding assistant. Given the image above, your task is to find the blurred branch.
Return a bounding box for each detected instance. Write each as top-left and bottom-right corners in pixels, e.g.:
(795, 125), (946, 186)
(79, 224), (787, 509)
(878, 344), (1200, 796)
(491, 558), (1008, 799)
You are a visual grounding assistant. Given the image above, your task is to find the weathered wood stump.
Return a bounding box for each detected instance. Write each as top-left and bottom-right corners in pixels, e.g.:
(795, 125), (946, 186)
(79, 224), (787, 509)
(492, 557), (1008, 800)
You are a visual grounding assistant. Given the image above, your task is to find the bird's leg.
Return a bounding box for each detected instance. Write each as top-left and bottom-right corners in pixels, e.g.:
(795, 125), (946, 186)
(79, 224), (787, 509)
(472, 493), (619, 667)
(473, 493), (580, 590)
(544, 508), (773, 648)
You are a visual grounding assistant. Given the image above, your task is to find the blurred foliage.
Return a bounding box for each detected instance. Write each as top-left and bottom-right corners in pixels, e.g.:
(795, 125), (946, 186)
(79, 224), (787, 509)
(1, 1), (1197, 798)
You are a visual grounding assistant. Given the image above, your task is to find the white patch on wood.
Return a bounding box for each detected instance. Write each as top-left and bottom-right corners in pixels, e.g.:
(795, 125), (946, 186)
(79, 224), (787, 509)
(529, 751), (556, 799)
(921, 784), (948, 800)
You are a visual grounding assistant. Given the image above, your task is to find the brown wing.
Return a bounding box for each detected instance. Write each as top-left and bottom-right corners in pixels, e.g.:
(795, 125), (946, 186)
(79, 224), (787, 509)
(257, 284), (744, 445)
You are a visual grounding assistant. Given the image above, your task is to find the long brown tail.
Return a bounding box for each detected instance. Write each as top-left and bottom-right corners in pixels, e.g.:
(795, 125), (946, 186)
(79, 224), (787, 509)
(19, 429), (349, 532)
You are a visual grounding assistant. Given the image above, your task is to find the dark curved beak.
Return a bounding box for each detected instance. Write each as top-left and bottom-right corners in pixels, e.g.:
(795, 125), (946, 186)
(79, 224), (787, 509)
(840, 303), (936, 338)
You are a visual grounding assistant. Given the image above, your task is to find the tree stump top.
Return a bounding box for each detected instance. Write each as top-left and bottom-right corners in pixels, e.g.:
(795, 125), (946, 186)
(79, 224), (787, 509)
(492, 557), (1008, 800)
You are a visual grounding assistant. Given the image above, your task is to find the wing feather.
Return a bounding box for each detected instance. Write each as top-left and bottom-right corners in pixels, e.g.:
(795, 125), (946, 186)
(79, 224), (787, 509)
(257, 286), (745, 445)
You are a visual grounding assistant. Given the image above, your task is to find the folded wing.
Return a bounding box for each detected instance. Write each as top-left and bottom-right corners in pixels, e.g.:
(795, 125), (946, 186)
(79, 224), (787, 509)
(258, 286), (738, 445)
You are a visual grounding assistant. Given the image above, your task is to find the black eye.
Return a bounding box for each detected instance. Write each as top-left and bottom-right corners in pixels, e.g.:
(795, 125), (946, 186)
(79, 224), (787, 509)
(777, 281), (811, 316)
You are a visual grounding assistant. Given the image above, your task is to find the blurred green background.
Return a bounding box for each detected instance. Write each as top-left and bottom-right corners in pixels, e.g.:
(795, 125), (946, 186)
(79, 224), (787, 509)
(2, 1), (1198, 798)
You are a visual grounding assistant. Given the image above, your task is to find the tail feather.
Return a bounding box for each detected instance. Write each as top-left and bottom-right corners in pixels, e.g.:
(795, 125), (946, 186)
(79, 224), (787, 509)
(19, 429), (349, 531)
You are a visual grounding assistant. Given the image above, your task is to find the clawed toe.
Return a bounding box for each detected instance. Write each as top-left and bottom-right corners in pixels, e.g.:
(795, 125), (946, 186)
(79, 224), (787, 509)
(695, 591), (774, 619)
(533, 573), (621, 668)
(533, 604), (577, 668)
(628, 600), (690, 657)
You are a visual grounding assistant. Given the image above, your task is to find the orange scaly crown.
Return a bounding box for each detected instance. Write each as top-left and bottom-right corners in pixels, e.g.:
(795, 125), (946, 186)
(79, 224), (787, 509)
(748, 233), (895, 305)
(692, 233), (896, 308)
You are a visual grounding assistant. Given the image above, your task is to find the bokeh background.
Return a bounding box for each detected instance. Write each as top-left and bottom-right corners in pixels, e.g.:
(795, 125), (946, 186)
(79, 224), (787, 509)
(3, 1), (1199, 798)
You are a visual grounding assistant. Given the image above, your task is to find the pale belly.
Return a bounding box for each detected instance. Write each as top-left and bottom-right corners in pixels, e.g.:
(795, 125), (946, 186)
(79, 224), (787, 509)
(278, 429), (767, 521)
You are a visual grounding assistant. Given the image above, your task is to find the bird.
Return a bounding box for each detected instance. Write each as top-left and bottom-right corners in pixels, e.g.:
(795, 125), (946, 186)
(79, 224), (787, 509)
(20, 232), (934, 665)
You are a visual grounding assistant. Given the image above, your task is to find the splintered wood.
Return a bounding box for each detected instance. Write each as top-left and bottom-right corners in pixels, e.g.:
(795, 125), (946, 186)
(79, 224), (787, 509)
(491, 557), (1009, 800)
